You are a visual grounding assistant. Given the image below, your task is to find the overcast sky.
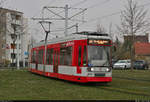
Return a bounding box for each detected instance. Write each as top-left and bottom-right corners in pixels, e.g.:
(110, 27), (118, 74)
(3, 0), (150, 42)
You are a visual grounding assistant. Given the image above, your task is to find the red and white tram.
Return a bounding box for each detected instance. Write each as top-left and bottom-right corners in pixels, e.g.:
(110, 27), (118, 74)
(29, 31), (112, 83)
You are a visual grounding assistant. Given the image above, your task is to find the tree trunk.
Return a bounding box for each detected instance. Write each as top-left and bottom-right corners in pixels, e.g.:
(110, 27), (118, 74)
(130, 35), (135, 71)
(130, 45), (134, 71)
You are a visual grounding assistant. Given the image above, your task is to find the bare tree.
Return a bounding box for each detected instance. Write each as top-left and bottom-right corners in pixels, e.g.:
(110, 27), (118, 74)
(117, 0), (150, 71)
(97, 23), (106, 33)
(109, 22), (115, 41)
(0, 0), (6, 7)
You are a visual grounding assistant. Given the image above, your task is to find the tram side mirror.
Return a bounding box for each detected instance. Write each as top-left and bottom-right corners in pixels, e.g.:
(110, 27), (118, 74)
(88, 64), (92, 67)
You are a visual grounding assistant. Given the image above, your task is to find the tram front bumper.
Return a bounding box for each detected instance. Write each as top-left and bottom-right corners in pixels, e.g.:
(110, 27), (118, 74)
(78, 77), (112, 83)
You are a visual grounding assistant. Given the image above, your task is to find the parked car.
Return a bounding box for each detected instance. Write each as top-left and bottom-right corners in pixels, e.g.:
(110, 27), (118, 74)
(111, 59), (118, 69)
(113, 60), (131, 70)
(134, 60), (149, 70)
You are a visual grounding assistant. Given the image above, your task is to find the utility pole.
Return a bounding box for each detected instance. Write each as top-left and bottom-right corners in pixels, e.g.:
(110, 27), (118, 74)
(17, 34), (20, 69)
(66, 23), (79, 33)
(64, 4), (68, 36)
(32, 5), (87, 36)
(39, 21), (51, 75)
(76, 23), (78, 33)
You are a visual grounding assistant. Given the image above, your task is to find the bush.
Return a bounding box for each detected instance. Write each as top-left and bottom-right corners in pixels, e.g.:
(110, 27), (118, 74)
(1, 59), (11, 67)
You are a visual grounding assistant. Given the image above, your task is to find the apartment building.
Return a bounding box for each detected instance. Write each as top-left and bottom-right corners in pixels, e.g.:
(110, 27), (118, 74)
(0, 8), (29, 66)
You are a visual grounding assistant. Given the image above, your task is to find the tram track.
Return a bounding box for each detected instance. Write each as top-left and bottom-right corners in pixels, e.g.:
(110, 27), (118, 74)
(100, 86), (150, 97)
(113, 75), (150, 83)
(97, 75), (150, 97)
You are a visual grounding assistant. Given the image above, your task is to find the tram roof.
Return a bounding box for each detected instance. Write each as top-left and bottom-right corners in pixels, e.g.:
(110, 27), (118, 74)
(32, 32), (111, 47)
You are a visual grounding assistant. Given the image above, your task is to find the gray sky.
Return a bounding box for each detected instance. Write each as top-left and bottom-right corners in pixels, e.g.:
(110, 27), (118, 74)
(3, 0), (150, 42)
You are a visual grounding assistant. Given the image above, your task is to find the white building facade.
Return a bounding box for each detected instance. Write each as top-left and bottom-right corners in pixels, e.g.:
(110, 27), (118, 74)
(0, 8), (30, 67)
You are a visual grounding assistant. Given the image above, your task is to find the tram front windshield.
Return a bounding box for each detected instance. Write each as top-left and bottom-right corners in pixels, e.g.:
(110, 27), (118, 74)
(88, 46), (110, 67)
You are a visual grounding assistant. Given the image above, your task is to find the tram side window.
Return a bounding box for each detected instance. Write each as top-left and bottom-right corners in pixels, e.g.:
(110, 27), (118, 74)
(50, 49), (53, 65)
(31, 50), (36, 63)
(60, 47), (72, 65)
(66, 47), (72, 65)
(46, 49), (50, 64)
(78, 46), (82, 66)
(38, 49), (44, 64)
(83, 46), (87, 66)
(60, 48), (66, 65)
(46, 49), (53, 65)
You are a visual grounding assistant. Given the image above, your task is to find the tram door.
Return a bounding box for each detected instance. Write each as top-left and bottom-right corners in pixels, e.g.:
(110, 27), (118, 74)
(35, 50), (38, 70)
(53, 49), (59, 73)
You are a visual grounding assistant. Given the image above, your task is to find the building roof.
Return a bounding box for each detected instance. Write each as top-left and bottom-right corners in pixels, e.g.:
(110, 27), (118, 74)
(0, 7), (23, 14)
(124, 34), (149, 43)
(33, 32), (111, 47)
(134, 42), (150, 55)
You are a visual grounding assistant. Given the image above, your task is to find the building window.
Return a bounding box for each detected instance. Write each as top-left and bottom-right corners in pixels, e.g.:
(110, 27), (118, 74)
(11, 53), (16, 59)
(1, 44), (10, 49)
(11, 24), (15, 29)
(11, 33), (17, 41)
(2, 44), (5, 49)
(11, 43), (16, 49)
(11, 14), (21, 20)
(11, 14), (16, 20)
(16, 15), (21, 20)
(19, 44), (21, 49)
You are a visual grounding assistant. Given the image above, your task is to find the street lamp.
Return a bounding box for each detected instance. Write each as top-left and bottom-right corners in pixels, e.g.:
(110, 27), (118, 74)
(11, 33), (17, 70)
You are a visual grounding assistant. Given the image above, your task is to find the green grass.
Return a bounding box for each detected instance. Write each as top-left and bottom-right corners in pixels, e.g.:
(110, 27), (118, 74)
(0, 68), (150, 100)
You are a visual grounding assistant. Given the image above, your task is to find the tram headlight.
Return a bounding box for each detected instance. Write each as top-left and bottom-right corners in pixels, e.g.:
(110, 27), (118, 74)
(106, 68), (111, 72)
(91, 68), (94, 71)
(106, 68), (109, 72)
(87, 67), (94, 72)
